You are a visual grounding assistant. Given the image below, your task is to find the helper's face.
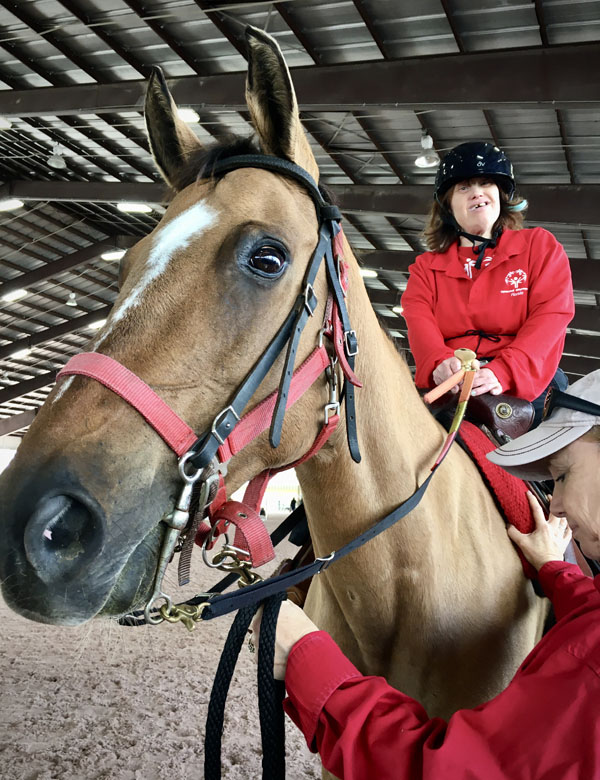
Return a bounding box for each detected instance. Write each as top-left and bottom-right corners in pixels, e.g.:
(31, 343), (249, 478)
(549, 437), (600, 559)
(449, 177), (501, 240)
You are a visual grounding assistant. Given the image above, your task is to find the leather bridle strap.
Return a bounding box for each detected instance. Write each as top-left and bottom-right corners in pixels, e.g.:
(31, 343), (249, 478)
(216, 345), (330, 462)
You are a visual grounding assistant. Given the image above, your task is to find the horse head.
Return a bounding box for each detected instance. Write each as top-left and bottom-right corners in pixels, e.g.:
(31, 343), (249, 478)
(0, 27), (361, 625)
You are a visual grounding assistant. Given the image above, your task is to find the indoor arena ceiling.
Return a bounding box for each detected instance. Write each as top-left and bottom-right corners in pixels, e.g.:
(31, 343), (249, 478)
(0, 0), (599, 437)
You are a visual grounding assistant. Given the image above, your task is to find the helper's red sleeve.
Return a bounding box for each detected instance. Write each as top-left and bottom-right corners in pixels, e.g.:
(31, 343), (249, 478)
(538, 560), (600, 622)
(401, 254), (454, 388)
(283, 631), (448, 780)
(485, 229), (574, 399)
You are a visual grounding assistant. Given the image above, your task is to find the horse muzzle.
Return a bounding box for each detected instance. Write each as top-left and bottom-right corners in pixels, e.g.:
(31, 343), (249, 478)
(0, 465), (164, 625)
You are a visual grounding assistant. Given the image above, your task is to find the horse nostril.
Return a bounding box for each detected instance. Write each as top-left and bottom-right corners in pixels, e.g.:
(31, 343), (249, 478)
(24, 494), (104, 584)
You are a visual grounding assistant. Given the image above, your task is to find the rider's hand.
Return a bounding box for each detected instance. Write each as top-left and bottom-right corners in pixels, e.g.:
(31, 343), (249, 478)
(469, 366), (502, 396)
(507, 491), (572, 571)
(248, 600), (320, 680)
(433, 357), (462, 393)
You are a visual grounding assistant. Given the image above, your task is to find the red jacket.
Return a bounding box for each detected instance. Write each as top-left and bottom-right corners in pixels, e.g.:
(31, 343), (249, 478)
(401, 228), (574, 400)
(284, 561), (600, 780)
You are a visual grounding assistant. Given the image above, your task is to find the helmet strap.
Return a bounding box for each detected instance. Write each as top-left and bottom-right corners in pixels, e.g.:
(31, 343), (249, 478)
(440, 205), (501, 269)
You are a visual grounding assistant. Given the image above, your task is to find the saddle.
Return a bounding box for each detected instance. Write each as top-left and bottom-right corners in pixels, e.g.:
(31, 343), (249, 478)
(429, 391), (535, 442)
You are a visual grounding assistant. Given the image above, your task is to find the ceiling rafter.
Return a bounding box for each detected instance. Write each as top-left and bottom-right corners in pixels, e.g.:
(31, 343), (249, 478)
(0, 239), (133, 298)
(3, 180), (598, 225)
(2, 43), (600, 117)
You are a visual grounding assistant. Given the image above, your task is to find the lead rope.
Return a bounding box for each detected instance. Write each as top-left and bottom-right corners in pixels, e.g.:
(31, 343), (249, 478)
(204, 593), (286, 780)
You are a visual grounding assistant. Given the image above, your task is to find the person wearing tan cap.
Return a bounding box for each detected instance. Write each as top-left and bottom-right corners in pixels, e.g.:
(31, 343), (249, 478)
(487, 368), (600, 562)
(250, 370), (600, 779)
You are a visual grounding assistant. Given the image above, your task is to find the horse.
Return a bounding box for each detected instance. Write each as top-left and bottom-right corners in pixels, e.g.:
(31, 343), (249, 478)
(0, 26), (548, 729)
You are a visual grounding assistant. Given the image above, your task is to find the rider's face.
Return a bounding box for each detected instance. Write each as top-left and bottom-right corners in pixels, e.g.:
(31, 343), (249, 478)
(450, 177), (501, 241)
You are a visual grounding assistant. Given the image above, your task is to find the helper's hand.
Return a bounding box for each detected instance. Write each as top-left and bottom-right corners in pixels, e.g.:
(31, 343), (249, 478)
(507, 491), (572, 571)
(433, 356), (462, 393)
(469, 364), (503, 396)
(248, 600), (320, 680)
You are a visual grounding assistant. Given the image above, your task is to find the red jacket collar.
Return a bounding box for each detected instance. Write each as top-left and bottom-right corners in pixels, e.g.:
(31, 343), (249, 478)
(428, 230), (529, 278)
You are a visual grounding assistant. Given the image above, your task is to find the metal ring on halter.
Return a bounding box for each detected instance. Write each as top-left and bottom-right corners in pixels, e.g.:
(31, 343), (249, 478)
(202, 531), (230, 567)
(178, 449), (205, 483)
(144, 591), (173, 624)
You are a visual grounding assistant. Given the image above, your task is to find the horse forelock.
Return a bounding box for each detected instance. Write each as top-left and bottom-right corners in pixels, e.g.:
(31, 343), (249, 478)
(167, 134), (337, 208)
(168, 136), (260, 193)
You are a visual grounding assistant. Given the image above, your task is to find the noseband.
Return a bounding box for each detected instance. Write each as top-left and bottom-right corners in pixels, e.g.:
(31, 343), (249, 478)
(57, 154), (363, 623)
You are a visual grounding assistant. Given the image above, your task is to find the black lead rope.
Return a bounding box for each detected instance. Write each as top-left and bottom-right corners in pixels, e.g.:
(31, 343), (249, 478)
(204, 592), (287, 780)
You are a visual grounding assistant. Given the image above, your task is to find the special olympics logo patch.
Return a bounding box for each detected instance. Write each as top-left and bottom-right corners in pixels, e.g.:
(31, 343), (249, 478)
(501, 269), (528, 296)
(505, 269), (527, 289)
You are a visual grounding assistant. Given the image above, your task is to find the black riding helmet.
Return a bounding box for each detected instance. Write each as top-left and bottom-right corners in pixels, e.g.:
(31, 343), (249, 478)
(434, 141), (516, 203)
(434, 142), (516, 269)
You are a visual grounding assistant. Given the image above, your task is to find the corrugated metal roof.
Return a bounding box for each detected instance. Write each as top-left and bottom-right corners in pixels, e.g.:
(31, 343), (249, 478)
(0, 0), (599, 434)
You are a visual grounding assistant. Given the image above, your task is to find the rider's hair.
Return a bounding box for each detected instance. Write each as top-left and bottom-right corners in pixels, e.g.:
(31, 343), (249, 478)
(423, 184), (528, 253)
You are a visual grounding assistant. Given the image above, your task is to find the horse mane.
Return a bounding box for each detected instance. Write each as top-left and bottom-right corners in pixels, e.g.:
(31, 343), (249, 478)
(168, 135), (336, 206)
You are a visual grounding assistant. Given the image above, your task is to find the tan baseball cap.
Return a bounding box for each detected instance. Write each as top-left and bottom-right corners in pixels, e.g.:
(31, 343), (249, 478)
(486, 369), (600, 481)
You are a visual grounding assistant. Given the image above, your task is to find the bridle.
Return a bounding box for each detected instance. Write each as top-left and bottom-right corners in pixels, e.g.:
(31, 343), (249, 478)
(56, 154), (364, 625)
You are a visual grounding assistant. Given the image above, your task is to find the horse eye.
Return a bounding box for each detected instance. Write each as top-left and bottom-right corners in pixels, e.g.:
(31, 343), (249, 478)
(248, 245), (287, 276)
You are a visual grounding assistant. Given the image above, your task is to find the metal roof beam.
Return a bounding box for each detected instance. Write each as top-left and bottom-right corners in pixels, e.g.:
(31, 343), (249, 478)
(3, 180), (599, 225)
(0, 409), (36, 437)
(0, 306), (112, 363)
(0, 239), (135, 299)
(2, 43), (600, 117)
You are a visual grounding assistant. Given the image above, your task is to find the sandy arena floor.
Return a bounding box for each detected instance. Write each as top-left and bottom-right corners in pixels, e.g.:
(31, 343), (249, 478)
(0, 512), (322, 779)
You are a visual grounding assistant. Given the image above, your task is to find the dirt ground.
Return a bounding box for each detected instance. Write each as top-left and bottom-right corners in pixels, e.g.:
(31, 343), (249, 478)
(0, 512), (322, 779)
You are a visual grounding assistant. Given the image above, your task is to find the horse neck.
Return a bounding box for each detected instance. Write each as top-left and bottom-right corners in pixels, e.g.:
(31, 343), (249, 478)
(296, 264), (446, 548)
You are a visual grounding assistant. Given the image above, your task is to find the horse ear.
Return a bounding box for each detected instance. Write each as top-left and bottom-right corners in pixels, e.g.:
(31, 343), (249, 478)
(144, 67), (203, 188)
(245, 26), (319, 182)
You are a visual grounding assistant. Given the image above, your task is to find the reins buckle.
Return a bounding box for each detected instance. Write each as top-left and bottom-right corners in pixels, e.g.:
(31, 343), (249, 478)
(316, 551), (335, 572)
(344, 329), (358, 357)
(304, 283), (318, 316)
(211, 405), (241, 445)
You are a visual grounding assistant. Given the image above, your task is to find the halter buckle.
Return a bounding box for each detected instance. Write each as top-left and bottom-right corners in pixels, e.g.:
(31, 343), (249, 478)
(211, 405), (241, 445)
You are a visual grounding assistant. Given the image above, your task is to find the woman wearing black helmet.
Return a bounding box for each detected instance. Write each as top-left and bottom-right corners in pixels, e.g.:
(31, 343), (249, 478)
(402, 141), (575, 423)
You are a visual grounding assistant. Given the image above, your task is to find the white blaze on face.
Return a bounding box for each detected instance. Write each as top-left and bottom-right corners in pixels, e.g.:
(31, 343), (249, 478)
(110, 199), (219, 328)
(52, 200), (219, 403)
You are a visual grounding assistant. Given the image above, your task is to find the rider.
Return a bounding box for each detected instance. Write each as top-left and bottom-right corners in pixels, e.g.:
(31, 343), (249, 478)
(250, 369), (600, 779)
(401, 141), (575, 425)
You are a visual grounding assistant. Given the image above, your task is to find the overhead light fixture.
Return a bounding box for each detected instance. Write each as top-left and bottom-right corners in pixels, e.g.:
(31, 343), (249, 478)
(66, 292), (78, 307)
(11, 347), (31, 360)
(48, 144), (67, 170)
(2, 288), (28, 303)
(359, 268), (378, 279)
(0, 116), (11, 130)
(177, 107), (200, 123)
(0, 198), (24, 211)
(101, 249), (126, 261)
(88, 319), (106, 330)
(414, 131), (440, 169)
(117, 202), (153, 214)
(392, 305), (404, 315)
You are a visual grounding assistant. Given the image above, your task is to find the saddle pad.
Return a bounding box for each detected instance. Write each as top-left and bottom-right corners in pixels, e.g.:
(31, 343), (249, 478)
(456, 421), (536, 579)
